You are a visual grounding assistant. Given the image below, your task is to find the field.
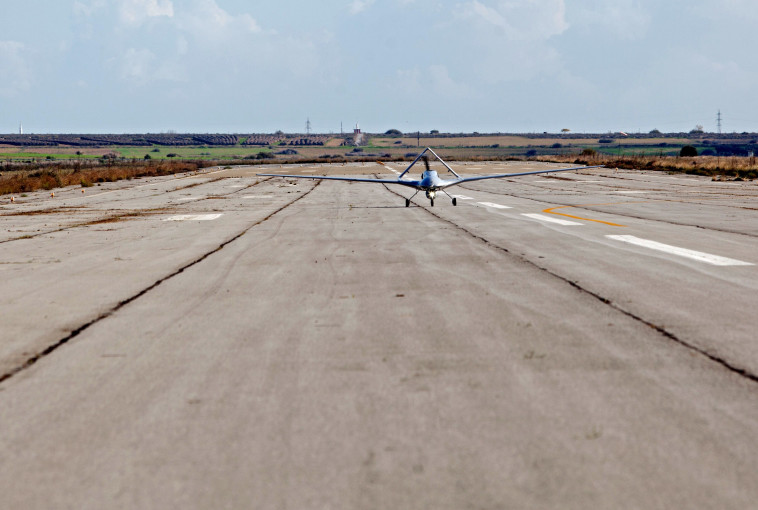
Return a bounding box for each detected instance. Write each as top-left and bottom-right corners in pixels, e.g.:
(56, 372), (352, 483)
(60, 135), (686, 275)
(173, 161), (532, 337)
(369, 135), (693, 148)
(2, 132), (758, 197)
(1, 132), (754, 162)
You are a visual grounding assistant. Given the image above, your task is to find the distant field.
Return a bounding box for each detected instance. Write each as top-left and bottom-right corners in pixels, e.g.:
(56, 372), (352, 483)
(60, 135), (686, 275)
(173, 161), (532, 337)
(117, 146), (271, 160)
(0, 134), (750, 163)
(0, 145), (273, 161)
(0, 151), (102, 160)
(370, 135), (692, 148)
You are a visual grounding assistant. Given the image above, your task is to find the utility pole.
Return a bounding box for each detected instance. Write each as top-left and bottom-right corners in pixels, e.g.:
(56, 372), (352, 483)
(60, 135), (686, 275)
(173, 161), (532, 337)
(306, 118), (312, 135)
(717, 110), (722, 135)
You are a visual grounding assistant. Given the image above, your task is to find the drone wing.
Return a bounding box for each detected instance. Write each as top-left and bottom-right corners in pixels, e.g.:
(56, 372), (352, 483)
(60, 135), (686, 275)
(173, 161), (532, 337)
(446, 165), (604, 186)
(258, 173), (420, 188)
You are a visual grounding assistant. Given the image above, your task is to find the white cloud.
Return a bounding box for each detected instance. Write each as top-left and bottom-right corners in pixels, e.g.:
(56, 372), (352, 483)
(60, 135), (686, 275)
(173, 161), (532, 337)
(0, 41), (31, 97)
(572, 0), (650, 40)
(177, 0), (262, 42)
(428, 65), (469, 97)
(73, 0), (106, 18)
(176, 36), (188, 55)
(457, 0), (569, 41)
(119, 47), (187, 85)
(350, 0), (376, 14)
(119, 0), (174, 26)
(120, 48), (156, 84)
(391, 65), (469, 98)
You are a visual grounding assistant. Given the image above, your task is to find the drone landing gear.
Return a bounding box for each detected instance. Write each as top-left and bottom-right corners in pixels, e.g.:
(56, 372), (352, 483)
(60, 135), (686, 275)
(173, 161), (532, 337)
(406, 190), (420, 207)
(430, 198), (434, 207)
(440, 190), (456, 206)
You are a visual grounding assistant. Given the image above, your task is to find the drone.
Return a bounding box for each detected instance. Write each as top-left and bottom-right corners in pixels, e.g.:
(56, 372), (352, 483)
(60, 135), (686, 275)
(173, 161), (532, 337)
(259, 147), (602, 207)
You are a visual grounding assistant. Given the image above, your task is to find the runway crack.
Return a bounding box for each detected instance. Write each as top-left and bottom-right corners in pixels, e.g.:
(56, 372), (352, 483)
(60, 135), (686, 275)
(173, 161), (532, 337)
(458, 182), (758, 240)
(0, 180), (319, 385)
(0, 175), (272, 245)
(382, 183), (758, 386)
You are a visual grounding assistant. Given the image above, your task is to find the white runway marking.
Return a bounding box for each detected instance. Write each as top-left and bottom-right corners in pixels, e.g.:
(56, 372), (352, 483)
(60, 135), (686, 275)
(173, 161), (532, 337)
(177, 197), (205, 202)
(229, 185), (246, 188)
(522, 213), (582, 226)
(163, 214), (223, 222)
(606, 235), (754, 266)
(241, 195), (271, 199)
(477, 202), (511, 209)
(613, 190), (648, 194)
(452, 195), (473, 200)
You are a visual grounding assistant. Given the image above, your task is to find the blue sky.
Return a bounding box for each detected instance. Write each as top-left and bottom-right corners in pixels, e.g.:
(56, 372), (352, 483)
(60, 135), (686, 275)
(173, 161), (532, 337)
(1, 0), (756, 134)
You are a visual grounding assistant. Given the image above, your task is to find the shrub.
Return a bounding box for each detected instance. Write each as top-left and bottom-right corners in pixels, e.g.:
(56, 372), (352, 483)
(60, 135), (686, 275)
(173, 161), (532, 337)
(384, 129), (402, 135)
(680, 145), (698, 157)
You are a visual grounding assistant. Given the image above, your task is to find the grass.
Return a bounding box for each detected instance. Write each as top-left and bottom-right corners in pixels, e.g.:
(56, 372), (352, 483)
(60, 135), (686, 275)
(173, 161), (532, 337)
(116, 146), (272, 160)
(540, 153), (758, 179)
(0, 152), (102, 160)
(0, 160), (211, 196)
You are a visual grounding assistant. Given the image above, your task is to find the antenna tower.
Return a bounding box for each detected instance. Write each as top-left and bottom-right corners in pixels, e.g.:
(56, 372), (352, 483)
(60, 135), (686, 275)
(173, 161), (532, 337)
(306, 118), (312, 135)
(717, 110), (722, 134)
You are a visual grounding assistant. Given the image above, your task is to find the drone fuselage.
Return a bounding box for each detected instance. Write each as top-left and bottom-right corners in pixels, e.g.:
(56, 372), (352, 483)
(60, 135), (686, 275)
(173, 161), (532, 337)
(417, 170), (455, 192)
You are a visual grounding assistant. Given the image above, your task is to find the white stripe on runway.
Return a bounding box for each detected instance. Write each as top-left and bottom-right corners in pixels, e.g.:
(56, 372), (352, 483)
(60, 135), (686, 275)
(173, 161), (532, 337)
(478, 202), (511, 209)
(522, 213), (582, 226)
(163, 214), (223, 221)
(452, 195), (473, 200)
(606, 235), (753, 266)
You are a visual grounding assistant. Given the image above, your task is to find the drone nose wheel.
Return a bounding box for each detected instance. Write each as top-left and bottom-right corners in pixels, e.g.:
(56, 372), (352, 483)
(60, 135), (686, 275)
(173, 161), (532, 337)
(452, 197), (457, 206)
(430, 198), (434, 207)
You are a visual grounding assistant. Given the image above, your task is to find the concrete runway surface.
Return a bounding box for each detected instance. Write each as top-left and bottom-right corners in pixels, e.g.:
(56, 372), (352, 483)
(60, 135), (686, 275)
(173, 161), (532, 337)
(1, 161), (758, 509)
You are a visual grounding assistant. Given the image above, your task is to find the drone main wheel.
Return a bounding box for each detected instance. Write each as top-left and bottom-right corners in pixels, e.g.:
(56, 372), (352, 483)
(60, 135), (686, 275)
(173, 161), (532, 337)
(405, 198), (410, 207)
(452, 198), (457, 206)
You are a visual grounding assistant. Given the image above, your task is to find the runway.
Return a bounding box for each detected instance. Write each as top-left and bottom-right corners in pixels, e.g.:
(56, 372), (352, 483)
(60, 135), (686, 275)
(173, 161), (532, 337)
(1, 161), (758, 508)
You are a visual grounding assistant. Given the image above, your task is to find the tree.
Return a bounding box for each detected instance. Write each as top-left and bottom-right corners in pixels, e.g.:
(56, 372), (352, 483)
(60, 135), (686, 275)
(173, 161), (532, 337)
(384, 129), (402, 136)
(430, 130), (439, 134)
(680, 145), (698, 157)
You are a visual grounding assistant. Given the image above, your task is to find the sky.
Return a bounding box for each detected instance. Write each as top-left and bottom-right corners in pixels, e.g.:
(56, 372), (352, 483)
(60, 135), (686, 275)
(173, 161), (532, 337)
(1, 0), (757, 134)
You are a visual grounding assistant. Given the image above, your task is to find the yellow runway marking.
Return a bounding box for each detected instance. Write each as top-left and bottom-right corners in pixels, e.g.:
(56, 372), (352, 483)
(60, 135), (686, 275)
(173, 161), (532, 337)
(543, 204), (629, 227)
